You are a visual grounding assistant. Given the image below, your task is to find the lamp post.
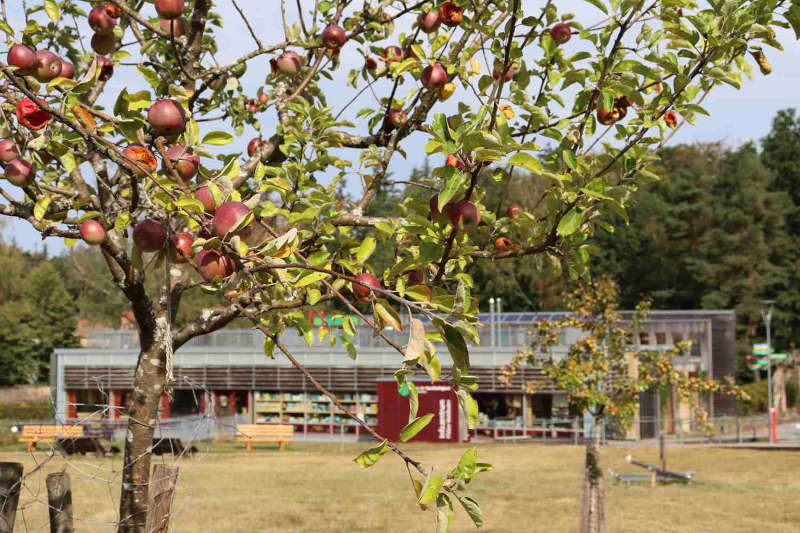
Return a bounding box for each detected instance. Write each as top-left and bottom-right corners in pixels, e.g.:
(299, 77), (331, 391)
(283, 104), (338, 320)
(760, 300), (775, 443)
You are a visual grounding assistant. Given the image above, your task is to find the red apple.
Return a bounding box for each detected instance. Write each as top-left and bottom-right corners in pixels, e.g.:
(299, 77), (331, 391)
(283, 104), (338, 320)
(35, 50), (62, 82)
(448, 200), (480, 232)
(16, 97), (51, 131)
(5, 158), (34, 186)
(365, 56), (378, 70)
(160, 17), (186, 37)
(80, 220), (106, 245)
(550, 22), (571, 45)
(97, 55), (114, 81)
(247, 138), (265, 158)
(211, 201), (252, 237)
(353, 272), (380, 302)
(0, 140), (20, 163)
(596, 106), (618, 126)
(445, 154), (467, 170)
(272, 51), (302, 75)
(421, 63), (447, 89)
(7, 44), (37, 76)
(418, 10), (441, 33)
(163, 145), (199, 180)
(384, 45), (403, 64)
(506, 204), (522, 219)
(147, 99), (186, 137)
(386, 108), (407, 129)
(59, 59), (75, 79)
(172, 232), (194, 263)
(89, 5), (116, 34)
(321, 24), (347, 49)
(91, 32), (116, 55)
(194, 185), (216, 213)
(155, 0), (184, 19)
(196, 249), (235, 281)
(133, 218), (167, 252)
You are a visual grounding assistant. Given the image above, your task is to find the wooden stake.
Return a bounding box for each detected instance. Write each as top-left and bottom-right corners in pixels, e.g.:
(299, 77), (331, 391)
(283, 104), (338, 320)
(145, 465), (179, 533)
(0, 462), (23, 533)
(46, 471), (73, 533)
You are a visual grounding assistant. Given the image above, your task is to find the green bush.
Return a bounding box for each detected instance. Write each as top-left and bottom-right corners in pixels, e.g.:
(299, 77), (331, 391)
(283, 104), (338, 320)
(739, 381), (768, 415)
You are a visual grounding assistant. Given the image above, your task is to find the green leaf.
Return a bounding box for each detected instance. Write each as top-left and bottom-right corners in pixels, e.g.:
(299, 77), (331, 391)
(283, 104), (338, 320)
(295, 271), (328, 288)
(400, 413), (434, 442)
(307, 288), (321, 305)
(202, 131), (235, 146)
(435, 494), (453, 533)
(562, 149), (578, 170)
(507, 152), (541, 174)
(0, 20), (13, 37)
(34, 196), (52, 221)
(438, 167), (465, 212)
(418, 472), (444, 505)
(58, 151), (76, 173)
(263, 336), (275, 359)
(557, 209), (582, 236)
(440, 322), (469, 372)
(354, 439), (389, 467)
(114, 212), (131, 234)
(44, 0), (59, 22)
(407, 381), (419, 422)
(355, 236), (376, 263)
(457, 496), (483, 528)
(137, 65), (160, 90)
(456, 389), (479, 430)
(374, 299), (402, 331)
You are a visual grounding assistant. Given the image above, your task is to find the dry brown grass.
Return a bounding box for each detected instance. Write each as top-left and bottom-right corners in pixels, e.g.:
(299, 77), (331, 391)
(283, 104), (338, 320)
(1, 442), (797, 532)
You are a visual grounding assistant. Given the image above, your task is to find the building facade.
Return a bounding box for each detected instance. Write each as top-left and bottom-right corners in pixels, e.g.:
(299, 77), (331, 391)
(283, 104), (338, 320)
(51, 310), (736, 440)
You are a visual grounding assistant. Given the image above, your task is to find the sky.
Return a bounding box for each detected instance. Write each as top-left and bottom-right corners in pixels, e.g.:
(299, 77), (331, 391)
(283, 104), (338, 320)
(4, 0), (800, 254)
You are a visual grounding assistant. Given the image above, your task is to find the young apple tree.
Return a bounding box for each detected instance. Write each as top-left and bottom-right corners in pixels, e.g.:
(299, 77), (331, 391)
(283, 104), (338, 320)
(501, 278), (743, 533)
(0, 0), (792, 530)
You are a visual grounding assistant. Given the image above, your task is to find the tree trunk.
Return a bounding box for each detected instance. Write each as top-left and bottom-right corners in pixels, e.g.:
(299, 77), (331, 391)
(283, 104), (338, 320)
(117, 293), (168, 532)
(580, 414), (605, 533)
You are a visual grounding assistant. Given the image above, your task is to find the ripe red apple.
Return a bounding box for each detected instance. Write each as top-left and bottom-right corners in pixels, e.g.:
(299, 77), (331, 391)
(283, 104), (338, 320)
(59, 59), (75, 79)
(163, 145), (199, 180)
(257, 90), (269, 104)
(418, 10), (441, 33)
(89, 5), (116, 34)
(494, 236), (512, 252)
(448, 200), (480, 232)
(7, 44), (37, 75)
(211, 201), (252, 237)
(247, 138), (264, 158)
(147, 99), (186, 136)
(91, 32), (116, 55)
(550, 22), (571, 45)
(421, 63), (447, 89)
(365, 56), (378, 70)
(155, 0), (184, 19)
(133, 219), (167, 252)
(272, 51), (302, 75)
(97, 55), (114, 81)
(386, 108), (407, 129)
(596, 106), (618, 126)
(196, 249), (235, 281)
(492, 64), (514, 81)
(5, 158), (34, 186)
(80, 220), (106, 245)
(321, 24), (347, 49)
(429, 194), (453, 223)
(160, 17), (186, 37)
(193, 185), (216, 213)
(35, 50), (62, 82)
(104, 2), (122, 18)
(506, 204), (522, 219)
(384, 46), (403, 64)
(438, 1), (464, 27)
(0, 140), (20, 163)
(353, 272), (380, 302)
(172, 233), (194, 263)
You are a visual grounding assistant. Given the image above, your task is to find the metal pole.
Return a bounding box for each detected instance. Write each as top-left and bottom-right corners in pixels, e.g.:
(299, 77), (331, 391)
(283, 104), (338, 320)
(497, 298), (502, 347)
(762, 302), (774, 443)
(489, 298), (495, 348)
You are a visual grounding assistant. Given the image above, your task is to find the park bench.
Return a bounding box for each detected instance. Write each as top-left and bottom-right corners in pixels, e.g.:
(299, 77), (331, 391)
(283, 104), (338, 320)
(237, 424), (294, 451)
(18, 424), (84, 452)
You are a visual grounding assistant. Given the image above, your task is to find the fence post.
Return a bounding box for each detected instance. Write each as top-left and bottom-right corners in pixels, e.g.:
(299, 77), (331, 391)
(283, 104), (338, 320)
(0, 462), (23, 533)
(736, 414), (742, 443)
(46, 471), (73, 533)
(145, 464), (179, 533)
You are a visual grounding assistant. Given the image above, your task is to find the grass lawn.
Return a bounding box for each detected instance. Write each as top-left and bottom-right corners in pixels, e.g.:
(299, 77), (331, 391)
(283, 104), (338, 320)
(1, 441), (797, 532)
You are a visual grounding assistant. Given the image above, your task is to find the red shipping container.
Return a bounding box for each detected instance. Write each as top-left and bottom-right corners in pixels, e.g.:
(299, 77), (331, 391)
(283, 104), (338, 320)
(377, 378), (461, 443)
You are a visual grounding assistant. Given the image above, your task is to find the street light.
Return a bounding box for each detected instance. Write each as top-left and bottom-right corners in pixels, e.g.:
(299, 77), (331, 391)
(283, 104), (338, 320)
(760, 299), (775, 443)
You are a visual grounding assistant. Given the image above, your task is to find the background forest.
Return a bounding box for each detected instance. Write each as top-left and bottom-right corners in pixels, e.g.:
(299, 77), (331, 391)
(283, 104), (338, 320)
(5, 108), (800, 386)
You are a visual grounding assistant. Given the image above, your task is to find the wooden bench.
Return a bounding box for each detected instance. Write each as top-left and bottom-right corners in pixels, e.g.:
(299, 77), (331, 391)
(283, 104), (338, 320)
(237, 424), (294, 451)
(18, 425), (84, 452)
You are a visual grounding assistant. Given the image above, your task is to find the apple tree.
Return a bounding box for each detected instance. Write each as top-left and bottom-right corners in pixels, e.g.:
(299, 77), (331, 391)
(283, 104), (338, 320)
(501, 278), (743, 532)
(0, 0), (792, 530)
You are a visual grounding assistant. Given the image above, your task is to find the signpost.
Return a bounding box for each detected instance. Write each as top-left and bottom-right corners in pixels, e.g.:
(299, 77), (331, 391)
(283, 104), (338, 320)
(758, 300), (776, 443)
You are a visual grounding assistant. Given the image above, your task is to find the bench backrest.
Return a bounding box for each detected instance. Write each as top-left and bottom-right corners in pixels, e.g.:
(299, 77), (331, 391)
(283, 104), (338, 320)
(21, 425), (84, 438)
(237, 424), (294, 438)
